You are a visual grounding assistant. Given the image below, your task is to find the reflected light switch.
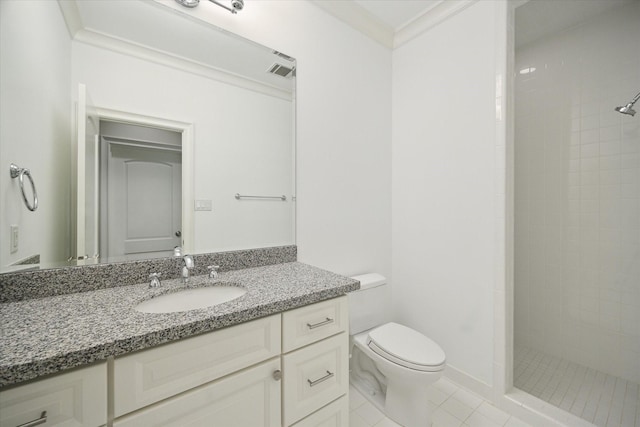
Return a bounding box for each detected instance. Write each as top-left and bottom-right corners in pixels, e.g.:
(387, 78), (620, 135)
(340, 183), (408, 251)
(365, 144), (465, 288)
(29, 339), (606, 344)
(10, 225), (18, 253)
(195, 200), (212, 211)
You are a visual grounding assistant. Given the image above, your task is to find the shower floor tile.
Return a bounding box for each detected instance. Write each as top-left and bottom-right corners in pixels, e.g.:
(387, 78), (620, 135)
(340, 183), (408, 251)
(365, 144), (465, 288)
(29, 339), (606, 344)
(514, 346), (640, 427)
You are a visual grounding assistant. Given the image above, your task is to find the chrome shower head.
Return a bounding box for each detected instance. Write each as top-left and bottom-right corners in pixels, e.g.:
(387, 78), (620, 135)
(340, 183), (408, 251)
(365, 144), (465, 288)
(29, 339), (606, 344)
(615, 91), (640, 117)
(615, 103), (636, 116)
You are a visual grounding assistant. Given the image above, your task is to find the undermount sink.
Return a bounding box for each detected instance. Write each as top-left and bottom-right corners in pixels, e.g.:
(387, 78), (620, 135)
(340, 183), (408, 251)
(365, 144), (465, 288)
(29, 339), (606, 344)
(135, 284), (247, 313)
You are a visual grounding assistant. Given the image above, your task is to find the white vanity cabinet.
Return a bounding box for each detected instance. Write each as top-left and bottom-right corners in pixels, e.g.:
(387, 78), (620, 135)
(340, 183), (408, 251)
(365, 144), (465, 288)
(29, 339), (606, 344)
(0, 364), (107, 427)
(0, 296), (350, 427)
(112, 296), (349, 427)
(282, 296), (349, 426)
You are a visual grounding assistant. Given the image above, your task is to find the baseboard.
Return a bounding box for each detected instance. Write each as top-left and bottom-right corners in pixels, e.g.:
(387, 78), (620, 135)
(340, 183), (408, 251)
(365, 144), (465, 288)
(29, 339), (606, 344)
(443, 364), (492, 400)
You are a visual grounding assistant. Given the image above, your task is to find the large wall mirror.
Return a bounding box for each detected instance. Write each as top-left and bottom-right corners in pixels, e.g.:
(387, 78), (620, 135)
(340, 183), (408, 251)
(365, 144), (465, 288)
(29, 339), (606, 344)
(0, 0), (296, 273)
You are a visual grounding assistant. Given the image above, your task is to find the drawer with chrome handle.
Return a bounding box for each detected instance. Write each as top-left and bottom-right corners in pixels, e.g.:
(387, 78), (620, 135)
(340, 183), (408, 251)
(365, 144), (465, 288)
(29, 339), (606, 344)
(0, 364), (106, 427)
(282, 333), (348, 426)
(15, 412), (46, 427)
(306, 317), (334, 330)
(282, 296), (347, 352)
(307, 371), (334, 387)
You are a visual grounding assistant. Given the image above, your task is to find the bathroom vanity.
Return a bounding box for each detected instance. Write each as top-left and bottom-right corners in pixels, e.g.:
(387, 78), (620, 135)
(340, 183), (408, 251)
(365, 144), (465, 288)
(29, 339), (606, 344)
(0, 260), (358, 427)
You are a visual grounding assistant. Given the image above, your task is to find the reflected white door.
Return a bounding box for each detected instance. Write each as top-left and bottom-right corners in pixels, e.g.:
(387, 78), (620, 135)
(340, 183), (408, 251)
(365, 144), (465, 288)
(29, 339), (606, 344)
(107, 144), (181, 257)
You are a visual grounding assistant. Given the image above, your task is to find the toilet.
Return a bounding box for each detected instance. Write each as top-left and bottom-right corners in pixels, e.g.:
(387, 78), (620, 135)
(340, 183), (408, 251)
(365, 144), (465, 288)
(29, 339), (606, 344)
(348, 273), (446, 427)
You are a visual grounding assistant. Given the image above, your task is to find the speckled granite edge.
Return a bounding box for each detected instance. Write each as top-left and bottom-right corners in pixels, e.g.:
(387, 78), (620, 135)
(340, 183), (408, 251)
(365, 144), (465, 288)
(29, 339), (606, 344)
(0, 246), (296, 303)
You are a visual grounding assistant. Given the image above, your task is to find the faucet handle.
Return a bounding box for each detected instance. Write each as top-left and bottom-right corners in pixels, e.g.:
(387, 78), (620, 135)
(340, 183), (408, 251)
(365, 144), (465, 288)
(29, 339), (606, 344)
(183, 255), (194, 269)
(149, 272), (162, 288)
(207, 265), (220, 279)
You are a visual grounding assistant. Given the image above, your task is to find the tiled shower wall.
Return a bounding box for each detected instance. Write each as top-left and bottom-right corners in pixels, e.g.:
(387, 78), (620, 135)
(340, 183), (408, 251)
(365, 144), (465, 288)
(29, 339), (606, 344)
(515, 1), (640, 383)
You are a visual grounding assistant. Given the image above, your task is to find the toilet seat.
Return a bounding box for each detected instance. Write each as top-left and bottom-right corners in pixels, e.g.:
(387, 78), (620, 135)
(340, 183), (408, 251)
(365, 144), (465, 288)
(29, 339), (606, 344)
(366, 322), (446, 372)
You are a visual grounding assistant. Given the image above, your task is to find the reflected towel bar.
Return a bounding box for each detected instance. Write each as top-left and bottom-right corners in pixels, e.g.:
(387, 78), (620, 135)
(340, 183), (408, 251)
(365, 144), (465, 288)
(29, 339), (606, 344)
(235, 193), (286, 201)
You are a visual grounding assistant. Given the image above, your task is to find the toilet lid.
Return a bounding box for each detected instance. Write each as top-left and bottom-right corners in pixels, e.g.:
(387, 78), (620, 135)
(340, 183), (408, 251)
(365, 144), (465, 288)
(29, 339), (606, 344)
(367, 323), (446, 372)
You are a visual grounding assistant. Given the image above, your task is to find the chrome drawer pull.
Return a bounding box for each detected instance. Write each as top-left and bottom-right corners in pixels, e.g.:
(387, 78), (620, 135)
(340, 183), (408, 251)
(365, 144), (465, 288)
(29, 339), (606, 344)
(307, 370), (334, 387)
(17, 411), (47, 427)
(306, 317), (334, 330)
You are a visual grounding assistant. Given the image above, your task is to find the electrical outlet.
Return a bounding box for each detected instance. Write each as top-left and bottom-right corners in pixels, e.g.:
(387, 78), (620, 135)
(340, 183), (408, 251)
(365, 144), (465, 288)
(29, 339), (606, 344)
(10, 225), (18, 253)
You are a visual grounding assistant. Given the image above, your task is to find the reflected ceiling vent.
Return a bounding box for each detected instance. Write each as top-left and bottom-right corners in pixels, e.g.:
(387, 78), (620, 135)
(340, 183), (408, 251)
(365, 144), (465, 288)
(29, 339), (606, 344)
(267, 63), (295, 78)
(273, 51), (295, 62)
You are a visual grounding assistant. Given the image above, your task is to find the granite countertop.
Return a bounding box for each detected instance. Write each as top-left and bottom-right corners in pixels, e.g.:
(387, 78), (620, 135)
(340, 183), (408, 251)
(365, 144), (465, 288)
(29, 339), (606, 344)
(0, 262), (359, 387)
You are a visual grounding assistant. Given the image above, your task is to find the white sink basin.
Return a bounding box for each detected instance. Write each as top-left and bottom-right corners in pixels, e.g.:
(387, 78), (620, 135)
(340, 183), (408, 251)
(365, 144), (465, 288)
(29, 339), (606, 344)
(135, 285), (247, 313)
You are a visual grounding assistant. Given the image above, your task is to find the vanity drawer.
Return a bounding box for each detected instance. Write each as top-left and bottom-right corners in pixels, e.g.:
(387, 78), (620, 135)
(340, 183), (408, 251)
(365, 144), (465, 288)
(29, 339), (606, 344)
(0, 363), (106, 427)
(282, 296), (348, 352)
(291, 395), (348, 427)
(113, 314), (280, 417)
(283, 333), (348, 426)
(114, 358), (281, 427)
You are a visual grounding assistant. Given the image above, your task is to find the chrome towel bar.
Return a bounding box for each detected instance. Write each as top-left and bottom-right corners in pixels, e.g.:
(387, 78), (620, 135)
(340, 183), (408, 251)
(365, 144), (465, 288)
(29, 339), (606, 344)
(235, 193), (286, 201)
(10, 163), (38, 211)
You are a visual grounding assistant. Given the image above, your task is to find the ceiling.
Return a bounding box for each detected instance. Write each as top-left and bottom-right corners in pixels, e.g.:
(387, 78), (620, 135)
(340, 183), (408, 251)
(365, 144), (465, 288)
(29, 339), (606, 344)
(515, 0), (638, 48)
(353, 0), (443, 32)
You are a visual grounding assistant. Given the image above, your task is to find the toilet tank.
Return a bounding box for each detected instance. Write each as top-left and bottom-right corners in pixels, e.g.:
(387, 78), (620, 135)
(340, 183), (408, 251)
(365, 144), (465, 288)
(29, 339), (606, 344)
(348, 273), (389, 335)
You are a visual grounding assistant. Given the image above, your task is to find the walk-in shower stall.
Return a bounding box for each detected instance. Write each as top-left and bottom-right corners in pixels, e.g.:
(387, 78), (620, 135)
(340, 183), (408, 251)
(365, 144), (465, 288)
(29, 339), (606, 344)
(514, 1), (640, 426)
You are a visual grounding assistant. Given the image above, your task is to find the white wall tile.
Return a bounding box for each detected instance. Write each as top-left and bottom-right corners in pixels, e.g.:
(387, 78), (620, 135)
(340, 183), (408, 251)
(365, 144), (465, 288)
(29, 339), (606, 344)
(514, 0), (640, 384)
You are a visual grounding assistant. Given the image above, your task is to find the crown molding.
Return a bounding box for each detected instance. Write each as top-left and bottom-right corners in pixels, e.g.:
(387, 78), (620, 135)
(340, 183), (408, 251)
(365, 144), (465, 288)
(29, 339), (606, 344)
(310, 0), (477, 50)
(394, 0), (476, 48)
(309, 0), (395, 49)
(74, 29), (292, 100)
(57, 0), (83, 38)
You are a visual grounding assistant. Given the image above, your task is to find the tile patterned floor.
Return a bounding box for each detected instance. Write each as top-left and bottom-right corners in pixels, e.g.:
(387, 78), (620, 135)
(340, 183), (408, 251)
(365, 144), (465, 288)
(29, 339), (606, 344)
(514, 346), (640, 427)
(349, 377), (533, 427)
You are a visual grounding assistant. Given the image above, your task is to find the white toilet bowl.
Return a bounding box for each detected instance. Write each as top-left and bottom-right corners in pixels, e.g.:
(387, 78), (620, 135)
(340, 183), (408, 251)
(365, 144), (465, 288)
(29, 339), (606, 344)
(351, 322), (445, 427)
(348, 274), (446, 427)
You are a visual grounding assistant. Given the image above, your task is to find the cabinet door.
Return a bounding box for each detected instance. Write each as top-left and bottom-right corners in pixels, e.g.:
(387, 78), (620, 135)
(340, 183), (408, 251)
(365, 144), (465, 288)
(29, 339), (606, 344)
(114, 358), (281, 427)
(292, 396), (348, 427)
(114, 314), (280, 416)
(283, 333), (348, 426)
(0, 364), (106, 427)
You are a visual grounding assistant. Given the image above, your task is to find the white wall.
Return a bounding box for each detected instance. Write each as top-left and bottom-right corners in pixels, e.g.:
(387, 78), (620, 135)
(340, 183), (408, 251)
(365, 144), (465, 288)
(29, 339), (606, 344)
(165, 1), (393, 278)
(0, 1), (71, 267)
(514, 1), (640, 382)
(391, 1), (500, 386)
(72, 1), (392, 278)
(72, 43), (294, 253)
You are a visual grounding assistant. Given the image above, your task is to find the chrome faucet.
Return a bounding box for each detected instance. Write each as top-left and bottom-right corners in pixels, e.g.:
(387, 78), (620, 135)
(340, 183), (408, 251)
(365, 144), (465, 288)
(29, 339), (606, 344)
(208, 265), (220, 279)
(181, 255), (194, 283)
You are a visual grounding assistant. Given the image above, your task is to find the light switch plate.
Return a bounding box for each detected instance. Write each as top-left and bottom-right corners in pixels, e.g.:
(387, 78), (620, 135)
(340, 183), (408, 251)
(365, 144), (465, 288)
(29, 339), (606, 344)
(194, 200), (212, 211)
(10, 225), (18, 253)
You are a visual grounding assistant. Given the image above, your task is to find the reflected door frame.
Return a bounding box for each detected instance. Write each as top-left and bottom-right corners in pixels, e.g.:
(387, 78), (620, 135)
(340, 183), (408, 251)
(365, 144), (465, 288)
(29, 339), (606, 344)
(91, 107), (194, 255)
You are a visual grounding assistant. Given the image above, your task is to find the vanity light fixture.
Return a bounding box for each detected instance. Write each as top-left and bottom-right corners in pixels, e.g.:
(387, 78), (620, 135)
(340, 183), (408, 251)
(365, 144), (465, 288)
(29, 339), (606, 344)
(175, 0), (244, 14)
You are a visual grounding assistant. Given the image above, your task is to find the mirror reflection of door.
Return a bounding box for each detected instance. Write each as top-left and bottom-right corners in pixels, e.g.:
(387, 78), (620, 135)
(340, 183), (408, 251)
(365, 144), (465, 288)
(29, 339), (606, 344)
(76, 83), (99, 261)
(99, 121), (182, 260)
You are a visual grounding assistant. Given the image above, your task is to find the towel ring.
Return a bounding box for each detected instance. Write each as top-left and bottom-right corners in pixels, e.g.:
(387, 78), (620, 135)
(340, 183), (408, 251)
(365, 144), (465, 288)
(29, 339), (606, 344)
(10, 163), (38, 212)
